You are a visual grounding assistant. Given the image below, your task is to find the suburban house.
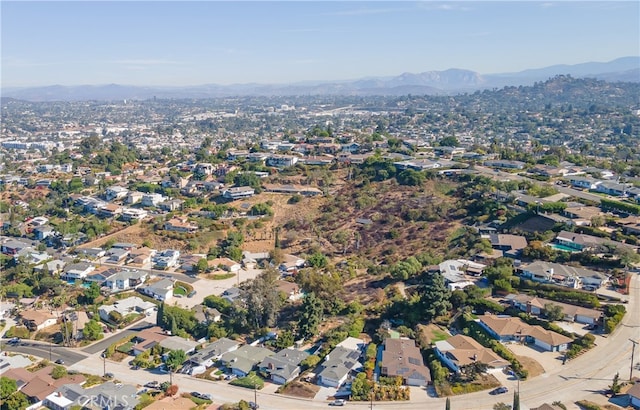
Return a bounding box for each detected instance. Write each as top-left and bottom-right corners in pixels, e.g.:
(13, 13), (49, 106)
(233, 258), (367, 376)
(4, 366), (86, 410)
(100, 203), (123, 218)
(159, 336), (198, 355)
(222, 186), (255, 200)
(106, 248), (129, 264)
(131, 326), (169, 356)
(142, 278), (175, 301)
(44, 381), (138, 410)
(209, 257), (242, 273)
(160, 199), (185, 212)
(189, 338), (239, 368)
(276, 280), (305, 302)
(181, 254), (207, 273)
(266, 154), (298, 167)
(103, 269), (147, 292)
(61, 262), (95, 280)
(98, 296), (156, 322)
(596, 181), (629, 196)
(129, 247), (155, 266)
(434, 334), (510, 373)
(555, 230), (637, 254)
(278, 254), (306, 274)
(220, 345), (274, 377)
(153, 249), (180, 269)
(33, 259), (65, 275)
(569, 177), (602, 190)
(504, 294), (602, 325)
(262, 183), (323, 196)
(316, 345), (362, 387)
(259, 348), (310, 384)
(164, 217), (198, 233)
(121, 208), (148, 221)
(20, 310), (57, 331)
(141, 193), (166, 207)
(193, 305), (222, 324)
(488, 233), (528, 258)
(483, 160), (526, 169)
(438, 259), (484, 290)
(33, 225), (56, 240)
(76, 247), (106, 259)
(519, 261), (610, 290)
(379, 338), (432, 386)
(627, 381), (640, 408)
(105, 185), (129, 201)
(477, 314), (573, 352)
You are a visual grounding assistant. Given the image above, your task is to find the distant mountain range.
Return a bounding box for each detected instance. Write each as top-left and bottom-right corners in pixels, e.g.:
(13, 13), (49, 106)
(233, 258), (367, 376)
(3, 57), (639, 101)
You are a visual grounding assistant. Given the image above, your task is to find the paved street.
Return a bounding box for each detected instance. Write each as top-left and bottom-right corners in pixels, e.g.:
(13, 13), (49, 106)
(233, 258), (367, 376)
(6, 273), (638, 409)
(82, 320), (156, 354)
(1, 340), (88, 365)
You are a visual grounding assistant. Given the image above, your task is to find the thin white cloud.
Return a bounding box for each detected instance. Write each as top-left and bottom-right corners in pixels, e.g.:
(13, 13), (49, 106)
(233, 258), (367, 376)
(110, 59), (184, 65)
(416, 3), (473, 12)
(321, 6), (409, 16)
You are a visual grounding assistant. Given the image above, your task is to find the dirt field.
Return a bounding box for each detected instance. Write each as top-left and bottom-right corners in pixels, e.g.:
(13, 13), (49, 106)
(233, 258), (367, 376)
(417, 324), (451, 346)
(277, 381), (319, 399)
(516, 354), (545, 378)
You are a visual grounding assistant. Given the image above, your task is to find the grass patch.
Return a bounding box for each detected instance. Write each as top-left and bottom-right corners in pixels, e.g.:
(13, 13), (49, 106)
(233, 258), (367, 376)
(207, 273), (235, 280)
(437, 374), (501, 397)
(173, 286), (187, 296)
(116, 341), (134, 354)
(230, 372), (264, 390)
(5, 326), (30, 339)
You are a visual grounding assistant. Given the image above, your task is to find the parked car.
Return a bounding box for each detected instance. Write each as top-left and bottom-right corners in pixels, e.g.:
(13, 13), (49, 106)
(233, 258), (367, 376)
(248, 402), (259, 409)
(490, 386), (508, 395)
(55, 359), (65, 365)
(144, 381), (160, 389)
(188, 290), (197, 298)
(104, 373), (115, 379)
(329, 399), (346, 406)
(7, 337), (20, 345)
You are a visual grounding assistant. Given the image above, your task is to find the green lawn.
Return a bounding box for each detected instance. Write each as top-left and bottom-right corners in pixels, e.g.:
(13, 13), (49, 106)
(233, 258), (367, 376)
(431, 329), (450, 342)
(173, 286), (187, 296)
(230, 372), (265, 390)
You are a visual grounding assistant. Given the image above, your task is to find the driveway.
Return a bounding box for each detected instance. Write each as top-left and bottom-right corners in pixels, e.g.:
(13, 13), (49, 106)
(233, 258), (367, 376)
(507, 342), (563, 373)
(173, 268), (262, 309)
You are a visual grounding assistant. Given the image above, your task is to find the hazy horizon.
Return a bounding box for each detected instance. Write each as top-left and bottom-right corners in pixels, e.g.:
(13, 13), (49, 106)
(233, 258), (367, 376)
(2, 1), (639, 88)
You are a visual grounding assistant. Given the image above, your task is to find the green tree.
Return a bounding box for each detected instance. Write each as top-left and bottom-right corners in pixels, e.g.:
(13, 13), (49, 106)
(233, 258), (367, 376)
(83, 282), (101, 304)
(543, 303), (564, 322)
(240, 268), (282, 330)
(609, 372), (622, 396)
(195, 258), (209, 274)
(493, 403), (511, 410)
(298, 292), (324, 339)
(420, 273), (452, 322)
(300, 354), (320, 369)
(0, 377), (17, 400)
(82, 319), (103, 341)
(512, 391), (520, 410)
(166, 349), (187, 385)
(275, 329), (294, 349)
(306, 251), (328, 269)
(51, 365), (67, 379)
(157, 302), (165, 328)
(2, 391), (29, 410)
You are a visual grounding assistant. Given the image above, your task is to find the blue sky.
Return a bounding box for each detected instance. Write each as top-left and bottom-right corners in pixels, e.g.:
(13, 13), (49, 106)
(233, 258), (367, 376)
(2, 1), (639, 87)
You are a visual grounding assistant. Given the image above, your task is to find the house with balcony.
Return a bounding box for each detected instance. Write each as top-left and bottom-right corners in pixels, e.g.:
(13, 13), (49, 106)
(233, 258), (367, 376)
(104, 186), (129, 201)
(62, 262), (95, 280)
(222, 186), (255, 200)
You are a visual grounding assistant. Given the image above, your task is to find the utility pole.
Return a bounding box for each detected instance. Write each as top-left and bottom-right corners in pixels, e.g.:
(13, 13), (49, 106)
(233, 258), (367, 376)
(630, 339), (639, 381)
(254, 386), (257, 408)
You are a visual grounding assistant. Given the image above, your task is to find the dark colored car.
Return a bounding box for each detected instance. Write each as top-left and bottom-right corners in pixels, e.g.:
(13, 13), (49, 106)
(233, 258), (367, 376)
(490, 386), (508, 395)
(55, 359), (65, 365)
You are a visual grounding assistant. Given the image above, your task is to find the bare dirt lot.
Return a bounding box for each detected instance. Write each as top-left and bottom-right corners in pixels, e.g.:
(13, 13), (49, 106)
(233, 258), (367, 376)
(277, 381), (320, 399)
